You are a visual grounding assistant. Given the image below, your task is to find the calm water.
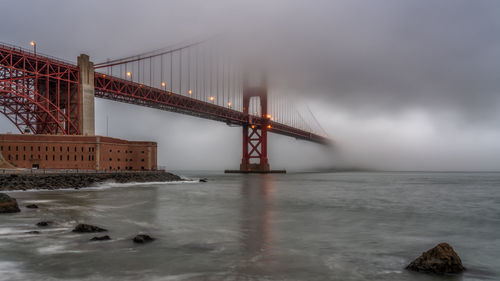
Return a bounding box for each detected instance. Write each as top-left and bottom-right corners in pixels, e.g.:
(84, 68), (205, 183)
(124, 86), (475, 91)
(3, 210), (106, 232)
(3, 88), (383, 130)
(0, 172), (499, 281)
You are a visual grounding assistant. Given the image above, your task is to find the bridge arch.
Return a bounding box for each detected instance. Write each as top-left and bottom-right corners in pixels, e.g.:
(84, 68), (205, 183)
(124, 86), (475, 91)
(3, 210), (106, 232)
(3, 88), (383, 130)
(0, 81), (74, 134)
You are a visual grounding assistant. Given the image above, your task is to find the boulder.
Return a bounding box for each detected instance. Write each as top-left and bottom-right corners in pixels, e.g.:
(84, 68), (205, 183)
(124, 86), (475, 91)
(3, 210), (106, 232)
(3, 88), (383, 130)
(133, 234), (155, 244)
(0, 193), (20, 213)
(72, 223), (107, 233)
(26, 204), (39, 209)
(90, 235), (111, 241)
(199, 178), (208, 182)
(36, 221), (53, 227)
(406, 242), (465, 274)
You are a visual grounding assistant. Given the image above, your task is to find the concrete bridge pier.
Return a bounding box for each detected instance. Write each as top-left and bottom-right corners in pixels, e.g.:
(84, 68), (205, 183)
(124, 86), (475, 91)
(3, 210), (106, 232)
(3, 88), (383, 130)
(77, 54), (95, 136)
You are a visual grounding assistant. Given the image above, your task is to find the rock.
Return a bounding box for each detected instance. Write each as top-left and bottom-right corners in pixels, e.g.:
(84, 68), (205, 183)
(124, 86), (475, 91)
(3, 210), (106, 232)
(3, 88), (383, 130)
(72, 223), (107, 233)
(90, 235), (111, 241)
(26, 204), (38, 209)
(0, 171), (183, 191)
(0, 193), (20, 213)
(36, 221), (53, 227)
(133, 234), (155, 244)
(26, 231), (40, 234)
(199, 178), (208, 182)
(406, 242), (465, 274)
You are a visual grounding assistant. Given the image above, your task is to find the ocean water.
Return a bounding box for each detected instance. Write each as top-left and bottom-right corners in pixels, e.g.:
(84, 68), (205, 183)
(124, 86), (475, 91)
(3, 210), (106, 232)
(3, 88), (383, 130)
(0, 172), (499, 281)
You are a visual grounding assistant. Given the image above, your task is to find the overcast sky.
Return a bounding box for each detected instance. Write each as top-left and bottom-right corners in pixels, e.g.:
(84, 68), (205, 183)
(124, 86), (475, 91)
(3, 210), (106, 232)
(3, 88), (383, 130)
(1, 0), (499, 171)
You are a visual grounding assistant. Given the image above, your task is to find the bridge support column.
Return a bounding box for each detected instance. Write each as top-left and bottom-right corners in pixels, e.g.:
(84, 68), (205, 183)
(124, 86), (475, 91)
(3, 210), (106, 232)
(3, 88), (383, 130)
(77, 54), (95, 135)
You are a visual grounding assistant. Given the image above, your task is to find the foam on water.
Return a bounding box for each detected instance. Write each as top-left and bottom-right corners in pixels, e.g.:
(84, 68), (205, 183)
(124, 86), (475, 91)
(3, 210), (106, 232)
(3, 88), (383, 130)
(95, 180), (199, 189)
(37, 244), (86, 255)
(20, 199), (56, 203)
(0, 261), (25, 281)
(0, 227), (17, 235)
(379, 270), (403, 274)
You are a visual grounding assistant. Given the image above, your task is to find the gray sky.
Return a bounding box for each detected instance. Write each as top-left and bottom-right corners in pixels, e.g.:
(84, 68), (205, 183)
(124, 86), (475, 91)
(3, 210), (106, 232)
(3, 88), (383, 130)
(1, 0), (499, 171)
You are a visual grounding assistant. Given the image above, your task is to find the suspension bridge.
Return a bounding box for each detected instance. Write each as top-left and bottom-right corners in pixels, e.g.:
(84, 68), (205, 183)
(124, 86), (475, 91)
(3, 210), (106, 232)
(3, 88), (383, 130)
(0, 40), (330, 172)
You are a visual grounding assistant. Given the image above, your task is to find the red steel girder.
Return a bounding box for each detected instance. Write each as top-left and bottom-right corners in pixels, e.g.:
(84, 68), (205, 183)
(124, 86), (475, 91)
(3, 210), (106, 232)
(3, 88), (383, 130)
(0, 43), (80, 135)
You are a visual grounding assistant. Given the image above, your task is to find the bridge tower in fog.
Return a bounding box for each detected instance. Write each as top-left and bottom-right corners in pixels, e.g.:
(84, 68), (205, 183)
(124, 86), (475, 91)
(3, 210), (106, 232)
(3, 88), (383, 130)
(240, 74), (270, 172)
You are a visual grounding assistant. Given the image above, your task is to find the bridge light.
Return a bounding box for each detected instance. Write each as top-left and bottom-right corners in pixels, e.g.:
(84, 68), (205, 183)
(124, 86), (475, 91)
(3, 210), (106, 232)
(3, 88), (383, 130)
(161, 82), (166, 87)
(188, 90), (192, 94)
(30, 41), (36, 56)
(126, 72), (132, 77)
(267, 124), (271, 129)
(102, 74), (106, 78)
(227, 102), (232, 107)
(251, 125), (255, 129)
(209, 96), (214, 101)
(266, 114), (271, 119)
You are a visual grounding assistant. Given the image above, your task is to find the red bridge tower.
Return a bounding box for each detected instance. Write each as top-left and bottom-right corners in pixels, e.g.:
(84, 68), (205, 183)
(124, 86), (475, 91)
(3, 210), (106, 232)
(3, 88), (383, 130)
(239, 75), (272, 173)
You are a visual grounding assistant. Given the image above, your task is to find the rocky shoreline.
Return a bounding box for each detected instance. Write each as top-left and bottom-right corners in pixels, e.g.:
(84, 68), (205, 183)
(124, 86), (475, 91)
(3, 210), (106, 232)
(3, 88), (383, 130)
(0, 171), (183, 191)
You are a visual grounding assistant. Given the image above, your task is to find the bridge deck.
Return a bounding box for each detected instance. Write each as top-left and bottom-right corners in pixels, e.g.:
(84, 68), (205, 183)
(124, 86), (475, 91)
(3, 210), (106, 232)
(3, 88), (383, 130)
(94, 73), (330, 145)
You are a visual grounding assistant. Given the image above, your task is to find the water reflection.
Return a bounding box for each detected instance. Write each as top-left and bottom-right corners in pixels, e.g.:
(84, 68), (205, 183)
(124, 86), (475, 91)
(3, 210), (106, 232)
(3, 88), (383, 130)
(240, 175), (275, 274)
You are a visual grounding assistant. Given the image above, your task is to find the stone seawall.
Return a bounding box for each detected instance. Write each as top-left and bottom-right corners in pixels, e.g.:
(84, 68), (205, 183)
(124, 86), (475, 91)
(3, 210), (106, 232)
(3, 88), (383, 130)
(0, 171), (183, 191)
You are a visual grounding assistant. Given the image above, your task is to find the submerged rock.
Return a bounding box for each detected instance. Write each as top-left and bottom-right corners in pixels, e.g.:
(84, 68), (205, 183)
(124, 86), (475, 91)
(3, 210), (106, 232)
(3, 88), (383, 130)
(0, 193), (20, 213)
(26, 204), (39, 209)
(133, 234), (155, 244)
(90, 235), (111, 241)
(72, 223), (107, 233)
(36, 221), (53, 227)
(406, 242), (465, 274)
(26, 230), (40, 234)
(199, 178), (208, 182)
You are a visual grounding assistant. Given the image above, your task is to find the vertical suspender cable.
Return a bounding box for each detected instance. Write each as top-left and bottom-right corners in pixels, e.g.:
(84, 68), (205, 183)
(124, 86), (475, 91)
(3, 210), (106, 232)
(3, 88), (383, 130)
(222, 59), (225, 106)
(216, 53), (219, 106)
(187, 47), (190, 95)
(179, 49), (182, 94)
(195, 45), (198, 100)
(170, 52), (173, 92)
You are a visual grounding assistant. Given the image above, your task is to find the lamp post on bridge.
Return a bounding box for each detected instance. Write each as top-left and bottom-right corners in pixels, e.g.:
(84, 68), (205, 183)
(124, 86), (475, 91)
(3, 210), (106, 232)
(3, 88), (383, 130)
(30, 41), (36, 56)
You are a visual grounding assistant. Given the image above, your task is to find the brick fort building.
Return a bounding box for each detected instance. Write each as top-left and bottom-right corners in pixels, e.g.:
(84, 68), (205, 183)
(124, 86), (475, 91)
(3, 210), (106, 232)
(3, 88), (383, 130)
(0, 134), (157, 171)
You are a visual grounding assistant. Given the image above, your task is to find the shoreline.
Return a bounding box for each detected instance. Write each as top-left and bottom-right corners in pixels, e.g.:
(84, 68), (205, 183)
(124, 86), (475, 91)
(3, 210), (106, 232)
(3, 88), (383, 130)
(0, 170), (184, 191)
